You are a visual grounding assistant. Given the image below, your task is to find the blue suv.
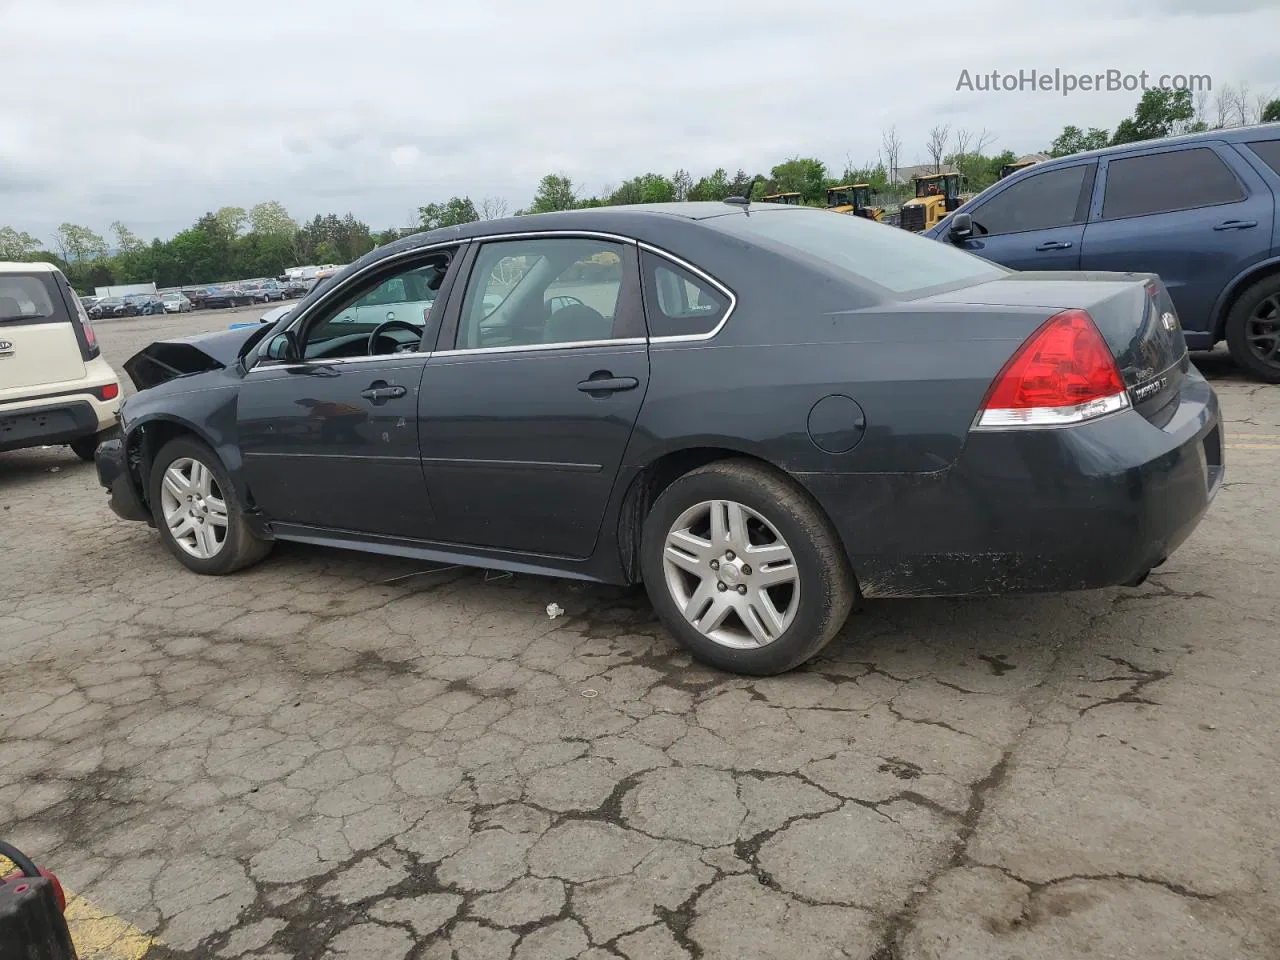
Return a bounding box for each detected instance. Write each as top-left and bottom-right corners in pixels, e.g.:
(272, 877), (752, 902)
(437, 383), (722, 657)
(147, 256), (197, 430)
(925, 124), (1280, 382)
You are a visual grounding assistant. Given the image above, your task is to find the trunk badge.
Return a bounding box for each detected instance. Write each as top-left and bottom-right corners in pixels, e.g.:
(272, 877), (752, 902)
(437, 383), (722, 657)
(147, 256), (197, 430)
(0, 340), (13, 354)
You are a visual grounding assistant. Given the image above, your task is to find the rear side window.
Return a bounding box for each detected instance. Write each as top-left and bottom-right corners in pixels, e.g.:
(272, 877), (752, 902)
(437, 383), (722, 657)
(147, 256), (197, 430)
(641, 252), (729, 339)
(0, 273), (65, 325)
(1102, 147), (1244, 219)
(1244, 139), (1280, 176)
(969, 164), (1095, 236)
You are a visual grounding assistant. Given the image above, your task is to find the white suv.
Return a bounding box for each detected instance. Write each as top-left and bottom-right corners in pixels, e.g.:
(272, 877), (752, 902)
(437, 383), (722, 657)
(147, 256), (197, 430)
(1, 262), (122, 461)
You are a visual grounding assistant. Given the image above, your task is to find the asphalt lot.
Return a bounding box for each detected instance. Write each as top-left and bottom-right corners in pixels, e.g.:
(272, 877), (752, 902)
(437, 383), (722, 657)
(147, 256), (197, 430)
(2, 306), (1278, 960)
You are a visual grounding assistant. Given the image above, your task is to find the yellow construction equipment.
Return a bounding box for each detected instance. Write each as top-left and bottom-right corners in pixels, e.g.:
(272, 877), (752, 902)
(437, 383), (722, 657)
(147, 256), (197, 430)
(898, 173), (969, 232)
(826, 184), (884, 221)
(761, 192), (802, 205)
(999, 158), (1040, 180)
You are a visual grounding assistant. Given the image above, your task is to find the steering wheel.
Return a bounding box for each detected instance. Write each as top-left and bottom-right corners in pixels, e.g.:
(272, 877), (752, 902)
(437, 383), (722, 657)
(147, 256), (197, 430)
(368, 319), (423, 356)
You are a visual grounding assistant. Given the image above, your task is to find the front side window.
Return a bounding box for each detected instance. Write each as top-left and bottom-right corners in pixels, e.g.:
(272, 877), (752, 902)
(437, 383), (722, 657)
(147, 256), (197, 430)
(296, 255), (450, 359)
(1102, 147), (1245, 219)
(641, 252), (729, 338)
(455, 238), (631, 350)
(968, 164), (1094, 236)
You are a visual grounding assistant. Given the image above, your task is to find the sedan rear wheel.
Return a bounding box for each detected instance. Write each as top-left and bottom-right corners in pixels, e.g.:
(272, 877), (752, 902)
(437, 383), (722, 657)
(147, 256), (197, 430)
(641, 459), (856, 675)
(148, 437), (272, 575)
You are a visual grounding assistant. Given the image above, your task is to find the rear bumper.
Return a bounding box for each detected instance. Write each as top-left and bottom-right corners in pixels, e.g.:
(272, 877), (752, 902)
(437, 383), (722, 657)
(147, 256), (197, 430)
(802, 367), (1223, 598)
(95, 438), (152, 522)
(0, 400), (99, 453)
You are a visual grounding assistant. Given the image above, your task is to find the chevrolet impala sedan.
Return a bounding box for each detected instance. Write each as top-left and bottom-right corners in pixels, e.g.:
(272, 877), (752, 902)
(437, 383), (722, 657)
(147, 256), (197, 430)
(95, 202), (1223, 675)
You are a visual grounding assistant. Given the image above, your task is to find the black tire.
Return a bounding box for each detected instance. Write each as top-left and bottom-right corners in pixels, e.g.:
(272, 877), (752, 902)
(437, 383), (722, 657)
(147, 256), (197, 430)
(147, 436), (272, 575)
(1224, 274), (1280, 383)
(69, 426), (119, 462)
(640, 459), (856, 675)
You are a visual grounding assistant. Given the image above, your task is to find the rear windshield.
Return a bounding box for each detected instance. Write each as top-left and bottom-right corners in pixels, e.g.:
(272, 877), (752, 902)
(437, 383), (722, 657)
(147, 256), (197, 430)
(0, 273), (68, 325)
(709, 208), (1008, 297)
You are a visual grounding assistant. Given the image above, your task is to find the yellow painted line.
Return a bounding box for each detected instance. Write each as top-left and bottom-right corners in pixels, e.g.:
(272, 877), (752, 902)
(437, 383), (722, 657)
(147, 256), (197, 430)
(1, 857), (155, 959)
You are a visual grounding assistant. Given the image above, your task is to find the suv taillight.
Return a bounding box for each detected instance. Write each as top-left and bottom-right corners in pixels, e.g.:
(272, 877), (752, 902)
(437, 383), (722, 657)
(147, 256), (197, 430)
(974, 309), (1129, 429)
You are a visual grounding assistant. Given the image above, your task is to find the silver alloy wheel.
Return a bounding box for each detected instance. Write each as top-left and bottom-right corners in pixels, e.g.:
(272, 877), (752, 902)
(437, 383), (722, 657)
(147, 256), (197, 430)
(159, 457), (229, 560)
(661, 499), (801, 649)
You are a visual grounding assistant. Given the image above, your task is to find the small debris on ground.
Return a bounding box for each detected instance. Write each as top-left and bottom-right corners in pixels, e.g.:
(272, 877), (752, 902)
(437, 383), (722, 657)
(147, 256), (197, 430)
(546, 602), (565, 619)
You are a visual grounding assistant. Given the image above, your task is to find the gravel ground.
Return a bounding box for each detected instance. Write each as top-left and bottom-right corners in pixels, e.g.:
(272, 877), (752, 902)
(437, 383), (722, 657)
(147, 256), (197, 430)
(2, 307), (1277, 960)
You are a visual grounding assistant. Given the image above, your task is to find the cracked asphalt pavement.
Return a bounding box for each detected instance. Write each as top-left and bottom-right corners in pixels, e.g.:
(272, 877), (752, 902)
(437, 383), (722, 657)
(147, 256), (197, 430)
(2, 309), (1278, 959)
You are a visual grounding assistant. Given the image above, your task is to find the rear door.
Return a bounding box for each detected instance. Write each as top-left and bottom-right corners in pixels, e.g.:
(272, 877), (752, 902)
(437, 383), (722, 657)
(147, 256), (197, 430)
(0, 270), (86, 396)
(1080, 142), (1274, 341)
(949, 162), (1096, 270)
(419, 235), (649, 559)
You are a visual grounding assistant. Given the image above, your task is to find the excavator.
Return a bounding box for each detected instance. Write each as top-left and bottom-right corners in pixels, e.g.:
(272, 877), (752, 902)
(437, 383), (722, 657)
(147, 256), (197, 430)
(999, 158), (1040, 180)
(898, 172), (968, 232)
(760, 192), (802, 205)
(826, 184), (884, 221)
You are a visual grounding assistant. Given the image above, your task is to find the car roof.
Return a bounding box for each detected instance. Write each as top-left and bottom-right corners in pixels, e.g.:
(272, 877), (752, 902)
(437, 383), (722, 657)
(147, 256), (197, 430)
(1023, 121), (1280, 170)
(0, 260), (58, 274)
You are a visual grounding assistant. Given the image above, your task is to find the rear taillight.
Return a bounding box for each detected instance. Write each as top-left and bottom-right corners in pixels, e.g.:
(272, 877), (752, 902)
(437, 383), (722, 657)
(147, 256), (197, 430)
(974, 309), (1129, 430)
(96, 383), (119, 401)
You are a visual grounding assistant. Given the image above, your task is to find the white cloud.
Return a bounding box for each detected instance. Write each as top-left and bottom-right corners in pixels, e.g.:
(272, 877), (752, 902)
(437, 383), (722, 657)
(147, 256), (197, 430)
(1, 0), (1275, 241)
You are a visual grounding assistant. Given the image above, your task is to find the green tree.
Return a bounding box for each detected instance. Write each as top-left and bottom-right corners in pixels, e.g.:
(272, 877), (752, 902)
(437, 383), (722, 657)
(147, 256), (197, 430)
(687, 168), (731, 201)
(609, 173), (675, 206)
(418, 196), (480, 230)
(110, 221), (144, 254)
(214, 206), (248, 237)
(0, 226), (42, 260)
(249, 201), (297, 237)
(768, 157), (828, 205)
(839, 161), (890, 193)
(527, 174), (578, 214)
(54, 223), (108, 263)
(671, 169), (693, 202)
(1111, 88), (1196, 145)
(1263, 98), (1280, 123)
(1049, 125), (1111, 157)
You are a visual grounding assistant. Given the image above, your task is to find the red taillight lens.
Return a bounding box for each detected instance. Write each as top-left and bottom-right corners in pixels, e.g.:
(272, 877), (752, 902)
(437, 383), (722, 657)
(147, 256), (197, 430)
(81, 315), (98, 349)
(97, 382), (120, 401)
(975, 309), (1129, 429)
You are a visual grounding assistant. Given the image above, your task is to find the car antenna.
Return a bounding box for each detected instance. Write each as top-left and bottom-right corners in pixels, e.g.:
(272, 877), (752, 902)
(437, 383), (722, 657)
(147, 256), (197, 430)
(723, 175), (761, 209)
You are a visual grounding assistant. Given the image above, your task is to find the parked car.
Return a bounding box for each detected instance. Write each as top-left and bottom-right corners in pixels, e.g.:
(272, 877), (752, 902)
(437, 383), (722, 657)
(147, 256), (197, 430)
(182, 287), (211, 309)
(125, 294), (167, 316)
(162, 292), (193, 313)
(200, 285), (256, 310)
(240, 280), (284, 303)
(281, 279), (310, 298)
(80, 296), (101, 312)
(88, 296), (134, 319)
(96, 203), (1222, 675)
(1, 261), (122, 460)
(924, 123), (1280, 382)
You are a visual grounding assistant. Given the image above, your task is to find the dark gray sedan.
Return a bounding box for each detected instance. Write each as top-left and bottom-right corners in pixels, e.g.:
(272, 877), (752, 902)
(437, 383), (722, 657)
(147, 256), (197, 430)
(94, 202), (1223, 675)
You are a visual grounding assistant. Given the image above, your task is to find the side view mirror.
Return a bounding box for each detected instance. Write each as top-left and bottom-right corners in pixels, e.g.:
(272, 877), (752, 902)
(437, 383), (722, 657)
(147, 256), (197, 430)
(948, 212), (973, 243)
(265, 331), (299, 362)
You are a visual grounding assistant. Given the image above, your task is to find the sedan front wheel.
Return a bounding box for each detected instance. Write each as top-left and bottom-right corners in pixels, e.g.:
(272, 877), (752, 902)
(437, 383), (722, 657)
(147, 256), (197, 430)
(640, 459), (856, 675)
(148, 437), (272, 575)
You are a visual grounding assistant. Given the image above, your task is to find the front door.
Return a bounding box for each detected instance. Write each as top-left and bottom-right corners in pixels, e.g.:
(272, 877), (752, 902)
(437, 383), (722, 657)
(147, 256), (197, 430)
(237, 251), (456, 538)
(419, 236), (649, 559)
(952, 161), (1097, 271)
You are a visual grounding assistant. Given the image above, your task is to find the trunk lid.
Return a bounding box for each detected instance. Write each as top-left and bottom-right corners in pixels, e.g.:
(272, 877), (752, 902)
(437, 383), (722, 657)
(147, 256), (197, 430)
(924, 271), (1188, 421)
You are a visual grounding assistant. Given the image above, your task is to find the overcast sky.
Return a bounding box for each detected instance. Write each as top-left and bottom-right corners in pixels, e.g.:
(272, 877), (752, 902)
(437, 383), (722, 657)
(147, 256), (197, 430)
(2, 0), (1276, 244)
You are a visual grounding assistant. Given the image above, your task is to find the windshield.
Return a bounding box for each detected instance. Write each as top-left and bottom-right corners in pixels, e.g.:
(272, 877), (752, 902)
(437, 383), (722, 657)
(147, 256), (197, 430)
(710, 208), (1007, 297)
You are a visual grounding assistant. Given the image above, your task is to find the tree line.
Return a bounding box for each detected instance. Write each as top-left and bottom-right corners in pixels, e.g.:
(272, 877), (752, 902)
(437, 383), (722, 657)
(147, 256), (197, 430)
(2, 86), (1277, 295)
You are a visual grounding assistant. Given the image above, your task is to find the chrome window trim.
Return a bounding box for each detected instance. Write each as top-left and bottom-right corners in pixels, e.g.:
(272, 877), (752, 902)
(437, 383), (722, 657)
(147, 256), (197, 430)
(637, 242), (737, 344)
(245, 351), (434, 376)
(434, 338), (647, 359)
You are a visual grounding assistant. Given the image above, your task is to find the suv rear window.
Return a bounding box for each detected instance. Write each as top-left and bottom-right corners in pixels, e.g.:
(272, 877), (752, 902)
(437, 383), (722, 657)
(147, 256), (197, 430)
(1244, 139), (1280, 176)
(0, 273), (66, 325)
(1102, 147), (1245, 219)
(710, 207), (1007, 296)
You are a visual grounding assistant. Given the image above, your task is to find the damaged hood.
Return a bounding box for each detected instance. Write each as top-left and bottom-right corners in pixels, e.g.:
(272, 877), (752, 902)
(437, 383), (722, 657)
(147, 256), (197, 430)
(123, 325), (264, 391)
